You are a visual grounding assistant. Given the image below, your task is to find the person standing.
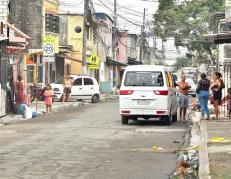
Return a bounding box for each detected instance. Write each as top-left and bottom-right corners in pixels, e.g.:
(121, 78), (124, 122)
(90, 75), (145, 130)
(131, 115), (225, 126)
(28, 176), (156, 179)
(63, 75), (72, 102)
(197, 73), (210, 120)
(44, 84), (53, 115)
(15, 75), (25, 106)
(211, 72), (223, 120)
(178, 74), (191, 121)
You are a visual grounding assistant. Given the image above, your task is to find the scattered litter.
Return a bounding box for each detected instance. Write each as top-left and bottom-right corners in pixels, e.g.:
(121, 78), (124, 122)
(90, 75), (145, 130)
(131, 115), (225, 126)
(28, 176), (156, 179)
(152, 146), (163, 151)
(170, 150), (199, 179)
(208, 137), (229, 143)
(105, 161), (111, 163)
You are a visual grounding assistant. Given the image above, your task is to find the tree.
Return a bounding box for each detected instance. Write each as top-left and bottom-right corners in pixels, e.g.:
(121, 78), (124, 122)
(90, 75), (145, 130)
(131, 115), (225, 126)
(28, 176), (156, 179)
(154, 0), (225, 63)
(174, 57), (192, 69)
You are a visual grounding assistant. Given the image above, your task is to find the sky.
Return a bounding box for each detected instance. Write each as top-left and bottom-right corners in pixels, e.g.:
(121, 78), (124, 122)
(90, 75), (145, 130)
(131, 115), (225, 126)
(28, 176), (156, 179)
(59, 0), (158, 34)
(59, 0), (187, 64)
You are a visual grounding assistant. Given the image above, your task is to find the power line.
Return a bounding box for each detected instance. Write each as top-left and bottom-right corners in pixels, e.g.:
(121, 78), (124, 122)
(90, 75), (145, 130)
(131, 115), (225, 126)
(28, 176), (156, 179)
(97, 0), (143, 26)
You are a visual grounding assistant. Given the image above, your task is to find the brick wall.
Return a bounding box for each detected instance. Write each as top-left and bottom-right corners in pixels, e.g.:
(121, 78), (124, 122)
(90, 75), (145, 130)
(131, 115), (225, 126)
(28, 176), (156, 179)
(10, 0), (43, 49)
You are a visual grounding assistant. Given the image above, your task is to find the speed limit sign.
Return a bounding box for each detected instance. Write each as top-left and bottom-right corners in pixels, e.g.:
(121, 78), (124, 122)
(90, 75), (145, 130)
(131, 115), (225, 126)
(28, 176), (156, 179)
(44, 44), (54, 55)
(43, 35), (55, 56)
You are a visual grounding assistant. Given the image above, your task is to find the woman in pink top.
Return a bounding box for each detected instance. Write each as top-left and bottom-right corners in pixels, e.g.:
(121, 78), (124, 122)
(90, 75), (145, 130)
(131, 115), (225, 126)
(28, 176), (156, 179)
(44, 84), (53, 115)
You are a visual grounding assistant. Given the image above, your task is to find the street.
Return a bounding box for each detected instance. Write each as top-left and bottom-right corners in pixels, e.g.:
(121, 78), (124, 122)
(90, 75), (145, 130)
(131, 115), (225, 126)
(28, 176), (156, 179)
(0, 99), (189, 179)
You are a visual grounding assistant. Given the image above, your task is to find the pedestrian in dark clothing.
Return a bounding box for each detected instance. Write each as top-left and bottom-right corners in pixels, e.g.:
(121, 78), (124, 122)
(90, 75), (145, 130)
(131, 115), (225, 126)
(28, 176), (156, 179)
(197, 73), (210, 120)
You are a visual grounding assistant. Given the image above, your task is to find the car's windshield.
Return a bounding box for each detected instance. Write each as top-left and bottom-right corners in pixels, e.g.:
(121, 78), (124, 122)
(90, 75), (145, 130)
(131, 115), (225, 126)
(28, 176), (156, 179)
(124, 71), (164, 87)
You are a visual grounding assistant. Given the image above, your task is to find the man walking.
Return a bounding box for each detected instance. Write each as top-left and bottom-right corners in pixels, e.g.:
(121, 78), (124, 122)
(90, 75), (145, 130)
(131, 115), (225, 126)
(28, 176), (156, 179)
(178, 74), (191, 121)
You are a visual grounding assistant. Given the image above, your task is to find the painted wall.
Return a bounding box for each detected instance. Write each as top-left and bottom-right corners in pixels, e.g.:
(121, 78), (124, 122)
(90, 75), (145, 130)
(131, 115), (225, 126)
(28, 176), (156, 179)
(65, 15), (94, 75)
(116, 31), (128, 63)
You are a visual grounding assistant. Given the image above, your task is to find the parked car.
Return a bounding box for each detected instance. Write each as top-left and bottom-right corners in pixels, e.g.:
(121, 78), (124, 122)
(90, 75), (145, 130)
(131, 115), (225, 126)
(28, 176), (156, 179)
(186, 78), (197, 97)
(51, 75), (100, 103)
(50, 75), (78, 101)
(119, 65), (178, 125)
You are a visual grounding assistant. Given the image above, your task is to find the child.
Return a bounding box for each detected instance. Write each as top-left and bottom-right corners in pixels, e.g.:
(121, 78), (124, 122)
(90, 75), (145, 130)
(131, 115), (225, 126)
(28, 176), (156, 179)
(222, 88), (231, 117)
(44, 84), (54, 115)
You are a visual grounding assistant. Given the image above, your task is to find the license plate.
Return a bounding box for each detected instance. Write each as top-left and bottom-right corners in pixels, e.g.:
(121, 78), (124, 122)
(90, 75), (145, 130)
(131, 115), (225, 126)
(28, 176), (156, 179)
(137, 100), (150, 105)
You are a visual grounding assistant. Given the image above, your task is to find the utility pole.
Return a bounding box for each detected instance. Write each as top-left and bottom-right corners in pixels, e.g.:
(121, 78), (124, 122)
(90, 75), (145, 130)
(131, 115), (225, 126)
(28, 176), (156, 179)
(140, 8), (146, 62)
(112, 0), (117, 60)
(114, 0), (117, 27)
(82, 0), (89, 75)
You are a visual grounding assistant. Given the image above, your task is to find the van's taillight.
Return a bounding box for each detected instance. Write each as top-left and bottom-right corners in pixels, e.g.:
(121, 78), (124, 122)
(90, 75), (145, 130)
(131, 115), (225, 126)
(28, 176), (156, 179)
(154, 90), (168, 95)
(120, 90), (134, 95)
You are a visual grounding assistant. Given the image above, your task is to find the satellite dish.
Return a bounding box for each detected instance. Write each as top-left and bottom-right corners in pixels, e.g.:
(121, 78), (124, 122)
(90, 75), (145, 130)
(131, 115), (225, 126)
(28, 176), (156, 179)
(75, 26), (82, 33)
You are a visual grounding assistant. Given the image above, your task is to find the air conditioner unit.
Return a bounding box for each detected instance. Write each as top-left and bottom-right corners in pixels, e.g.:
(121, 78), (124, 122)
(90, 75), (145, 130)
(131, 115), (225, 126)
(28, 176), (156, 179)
(219, 44), (231, 63)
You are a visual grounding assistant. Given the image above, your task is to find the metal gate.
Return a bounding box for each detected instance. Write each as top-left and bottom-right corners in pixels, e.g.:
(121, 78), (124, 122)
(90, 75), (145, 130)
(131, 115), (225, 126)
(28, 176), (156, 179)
(220, 62), (231, 118)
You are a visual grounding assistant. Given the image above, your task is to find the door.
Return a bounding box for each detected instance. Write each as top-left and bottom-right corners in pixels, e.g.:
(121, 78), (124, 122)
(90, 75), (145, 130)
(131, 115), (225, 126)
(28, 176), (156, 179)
(82, 77), (95, 100)
(71, 77), (84, 100)
(166, 72), (177, 114)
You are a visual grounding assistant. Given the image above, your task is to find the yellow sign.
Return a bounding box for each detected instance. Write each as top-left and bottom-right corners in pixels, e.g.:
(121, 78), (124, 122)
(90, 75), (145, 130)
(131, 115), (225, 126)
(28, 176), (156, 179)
(43, 35), (59, 54)
(88, 53), (100, 70)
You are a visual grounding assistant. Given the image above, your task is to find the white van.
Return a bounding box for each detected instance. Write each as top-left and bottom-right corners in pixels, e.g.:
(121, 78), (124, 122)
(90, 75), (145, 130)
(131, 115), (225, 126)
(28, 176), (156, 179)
(119, 65), (178, 125)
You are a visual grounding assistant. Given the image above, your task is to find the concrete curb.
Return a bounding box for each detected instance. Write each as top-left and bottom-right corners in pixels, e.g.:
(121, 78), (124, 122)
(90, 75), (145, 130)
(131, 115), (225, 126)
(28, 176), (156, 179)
(199, 120), (211, 179)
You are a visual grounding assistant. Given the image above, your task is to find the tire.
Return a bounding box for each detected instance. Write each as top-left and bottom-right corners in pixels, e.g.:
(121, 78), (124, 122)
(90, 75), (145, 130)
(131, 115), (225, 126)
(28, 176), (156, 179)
(122, 116), (129, 124)
(132, 116), (138, 121)
(164, 114), (172, 125)
(172, 112), (178, 122)
(91, 94), (99, 103)
(60, 95), (63, 102)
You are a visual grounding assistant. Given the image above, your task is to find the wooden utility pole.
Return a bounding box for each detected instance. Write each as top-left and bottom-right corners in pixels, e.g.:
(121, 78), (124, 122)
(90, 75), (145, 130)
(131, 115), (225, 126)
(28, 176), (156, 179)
(82, 0), (89, 75)
(140, 8), (146, 62)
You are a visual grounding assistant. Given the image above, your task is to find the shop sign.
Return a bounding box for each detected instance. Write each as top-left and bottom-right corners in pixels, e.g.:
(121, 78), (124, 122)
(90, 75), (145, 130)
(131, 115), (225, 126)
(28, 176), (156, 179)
(43, 35), (55, 56)
(88, 53), (100, 70)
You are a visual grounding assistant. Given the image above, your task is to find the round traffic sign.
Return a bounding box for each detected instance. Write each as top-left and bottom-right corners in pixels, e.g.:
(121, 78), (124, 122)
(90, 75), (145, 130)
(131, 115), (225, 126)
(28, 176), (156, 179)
(44, 44), (54, 54)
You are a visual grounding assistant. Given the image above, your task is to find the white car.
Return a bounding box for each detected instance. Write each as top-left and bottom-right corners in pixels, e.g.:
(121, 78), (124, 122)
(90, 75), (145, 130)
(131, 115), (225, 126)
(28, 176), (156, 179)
(51, 76), (100, 103)
(51, 75), (78, 101)
(186, 78), (197, 97)
(119, 65), (178, 125)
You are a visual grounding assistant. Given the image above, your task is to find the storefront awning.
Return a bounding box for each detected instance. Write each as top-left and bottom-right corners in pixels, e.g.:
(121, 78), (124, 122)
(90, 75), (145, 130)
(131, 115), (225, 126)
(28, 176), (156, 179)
(106, 58), (127, 66)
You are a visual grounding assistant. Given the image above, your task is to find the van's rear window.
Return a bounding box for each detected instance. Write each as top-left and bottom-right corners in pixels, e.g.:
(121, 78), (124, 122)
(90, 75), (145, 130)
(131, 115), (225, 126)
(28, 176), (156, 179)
(124, 71), (164, 87)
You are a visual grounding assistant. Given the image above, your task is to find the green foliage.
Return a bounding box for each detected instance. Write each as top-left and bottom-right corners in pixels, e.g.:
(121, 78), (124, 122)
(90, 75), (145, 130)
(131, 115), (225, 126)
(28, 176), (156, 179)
(174, 57), (192, 69)
(154, 0), (225, 62)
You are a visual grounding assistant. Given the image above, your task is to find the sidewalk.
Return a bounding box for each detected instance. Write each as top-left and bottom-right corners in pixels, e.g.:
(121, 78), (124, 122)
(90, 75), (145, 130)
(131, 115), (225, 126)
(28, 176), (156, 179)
(199, 118), (231, 179)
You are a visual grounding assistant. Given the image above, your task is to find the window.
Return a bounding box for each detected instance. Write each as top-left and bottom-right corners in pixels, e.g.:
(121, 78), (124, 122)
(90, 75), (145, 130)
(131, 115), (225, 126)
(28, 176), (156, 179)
(84, 78), (94, 85)
(73, 78), (82, 86)
(124, 71), (164, 87)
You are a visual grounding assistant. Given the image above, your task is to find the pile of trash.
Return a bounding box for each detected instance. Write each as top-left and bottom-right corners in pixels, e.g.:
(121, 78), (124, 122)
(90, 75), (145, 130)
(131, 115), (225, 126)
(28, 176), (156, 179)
(170, 149), (199, 179)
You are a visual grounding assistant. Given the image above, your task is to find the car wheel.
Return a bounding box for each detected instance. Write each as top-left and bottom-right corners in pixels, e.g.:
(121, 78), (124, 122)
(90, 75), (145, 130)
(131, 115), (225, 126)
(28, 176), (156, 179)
(163, 113), (172, 125)
(91, 94), (99, 103)
(122, 116), (129, 124)
(172, 112), (178, 122)
(60, 95), (63, 102)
